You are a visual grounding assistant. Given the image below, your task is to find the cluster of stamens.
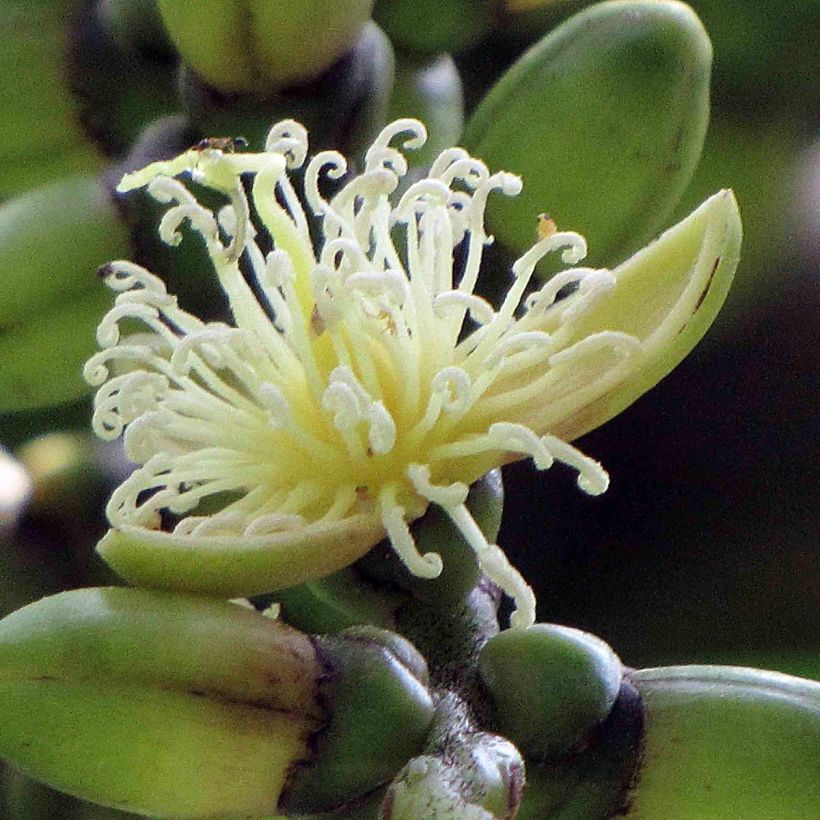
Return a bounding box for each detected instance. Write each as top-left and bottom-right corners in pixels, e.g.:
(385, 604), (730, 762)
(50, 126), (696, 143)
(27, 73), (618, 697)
(86, 119), (643, 628)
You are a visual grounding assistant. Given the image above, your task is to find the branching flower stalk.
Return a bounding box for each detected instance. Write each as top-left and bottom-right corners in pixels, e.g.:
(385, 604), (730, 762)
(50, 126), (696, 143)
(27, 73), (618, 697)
(86, 119), (712, 629)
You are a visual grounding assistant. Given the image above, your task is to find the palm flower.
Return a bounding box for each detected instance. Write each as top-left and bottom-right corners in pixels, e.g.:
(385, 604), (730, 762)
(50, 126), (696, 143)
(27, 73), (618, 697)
(86, 119), (739, 629)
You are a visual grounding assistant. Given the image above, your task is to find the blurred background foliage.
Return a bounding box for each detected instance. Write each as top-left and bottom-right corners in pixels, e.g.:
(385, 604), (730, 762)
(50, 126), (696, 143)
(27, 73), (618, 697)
(0, 1), (817, 813)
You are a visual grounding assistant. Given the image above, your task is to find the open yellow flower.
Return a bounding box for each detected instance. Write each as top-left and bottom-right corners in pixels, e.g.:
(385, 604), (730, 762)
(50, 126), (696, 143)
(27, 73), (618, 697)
(86, 119), (740, 629)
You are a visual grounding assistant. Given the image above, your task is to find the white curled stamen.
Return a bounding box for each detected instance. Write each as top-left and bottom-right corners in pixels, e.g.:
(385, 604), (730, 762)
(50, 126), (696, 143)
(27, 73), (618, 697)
(433, 291), (495, 325)
(244, 514), (306, 536)
(407, 463), (468, 508)
(379, 486), (441, 579)
(431, 367), (472, 414)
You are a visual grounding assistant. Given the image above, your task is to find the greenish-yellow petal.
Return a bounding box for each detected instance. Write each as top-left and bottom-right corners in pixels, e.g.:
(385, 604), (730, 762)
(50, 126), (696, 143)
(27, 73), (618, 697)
(532, 189), (741, 442)
(98, 513), (387, 597)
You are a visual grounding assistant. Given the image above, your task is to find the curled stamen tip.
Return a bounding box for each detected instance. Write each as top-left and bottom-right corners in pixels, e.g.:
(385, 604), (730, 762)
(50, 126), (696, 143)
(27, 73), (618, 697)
(417, 551), (444, 579)
(509, 608), (536, 631)
(578, 468), (609, 496)
(500, 173), (523, 196)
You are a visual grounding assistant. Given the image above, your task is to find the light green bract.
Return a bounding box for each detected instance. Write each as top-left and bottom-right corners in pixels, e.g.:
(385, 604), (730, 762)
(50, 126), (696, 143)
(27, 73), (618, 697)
(86, 119), (740, 629)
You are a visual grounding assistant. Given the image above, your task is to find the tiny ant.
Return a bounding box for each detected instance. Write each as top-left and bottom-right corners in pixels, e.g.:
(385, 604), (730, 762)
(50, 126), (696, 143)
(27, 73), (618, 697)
(194, 136), (248, 153)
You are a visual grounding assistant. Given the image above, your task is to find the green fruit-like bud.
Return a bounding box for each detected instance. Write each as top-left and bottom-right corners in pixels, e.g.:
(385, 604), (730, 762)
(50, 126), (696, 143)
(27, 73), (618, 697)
(0, 588), (324, 817)
(0, 175), (130, 412)
(464, 0), (711, 268)
(0, 177), (126, 329)
(374, 0), (497, 54)
(479, 624), (623, 759)
(179, 22), (395, 158)
(282, 627), (435, 813)
(157, 0), (375, 93)
(628, 666), (820, 819)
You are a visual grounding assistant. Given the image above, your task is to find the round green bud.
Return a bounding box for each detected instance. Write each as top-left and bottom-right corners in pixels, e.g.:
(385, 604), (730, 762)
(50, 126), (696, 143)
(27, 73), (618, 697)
(0, 176), (130, 412)
(479, 623), (623, 759)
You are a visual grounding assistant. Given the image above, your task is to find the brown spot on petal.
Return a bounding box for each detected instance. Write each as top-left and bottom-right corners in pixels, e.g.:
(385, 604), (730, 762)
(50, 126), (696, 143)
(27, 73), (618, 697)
(694, 256), (720, 312)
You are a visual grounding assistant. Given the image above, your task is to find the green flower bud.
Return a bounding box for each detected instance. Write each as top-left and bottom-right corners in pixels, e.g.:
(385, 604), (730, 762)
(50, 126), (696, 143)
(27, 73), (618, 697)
(0, 588), (323, 817)
(179, 22), (395, 157)
(374, 0), (497, 54)
(281, 628), (435, 813)
(464, 0), (712, 268)
(628, 666), (820, 819)
(0, 2), (103, 199)
(479, 624), (623, 759)
(0, 176), (130, 412)
(157, 0), (375, 93)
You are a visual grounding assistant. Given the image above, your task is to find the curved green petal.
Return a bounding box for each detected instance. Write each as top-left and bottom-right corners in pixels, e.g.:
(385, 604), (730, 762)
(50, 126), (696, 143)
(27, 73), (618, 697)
(530, 189), (741, 442)
(98, 513), (387, 597)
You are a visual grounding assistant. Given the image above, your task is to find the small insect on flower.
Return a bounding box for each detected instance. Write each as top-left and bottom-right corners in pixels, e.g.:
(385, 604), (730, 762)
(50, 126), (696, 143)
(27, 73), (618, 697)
(194, 136), (249, 153)
(537, 213), (558, 240)
(86, 119), (739, 629)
